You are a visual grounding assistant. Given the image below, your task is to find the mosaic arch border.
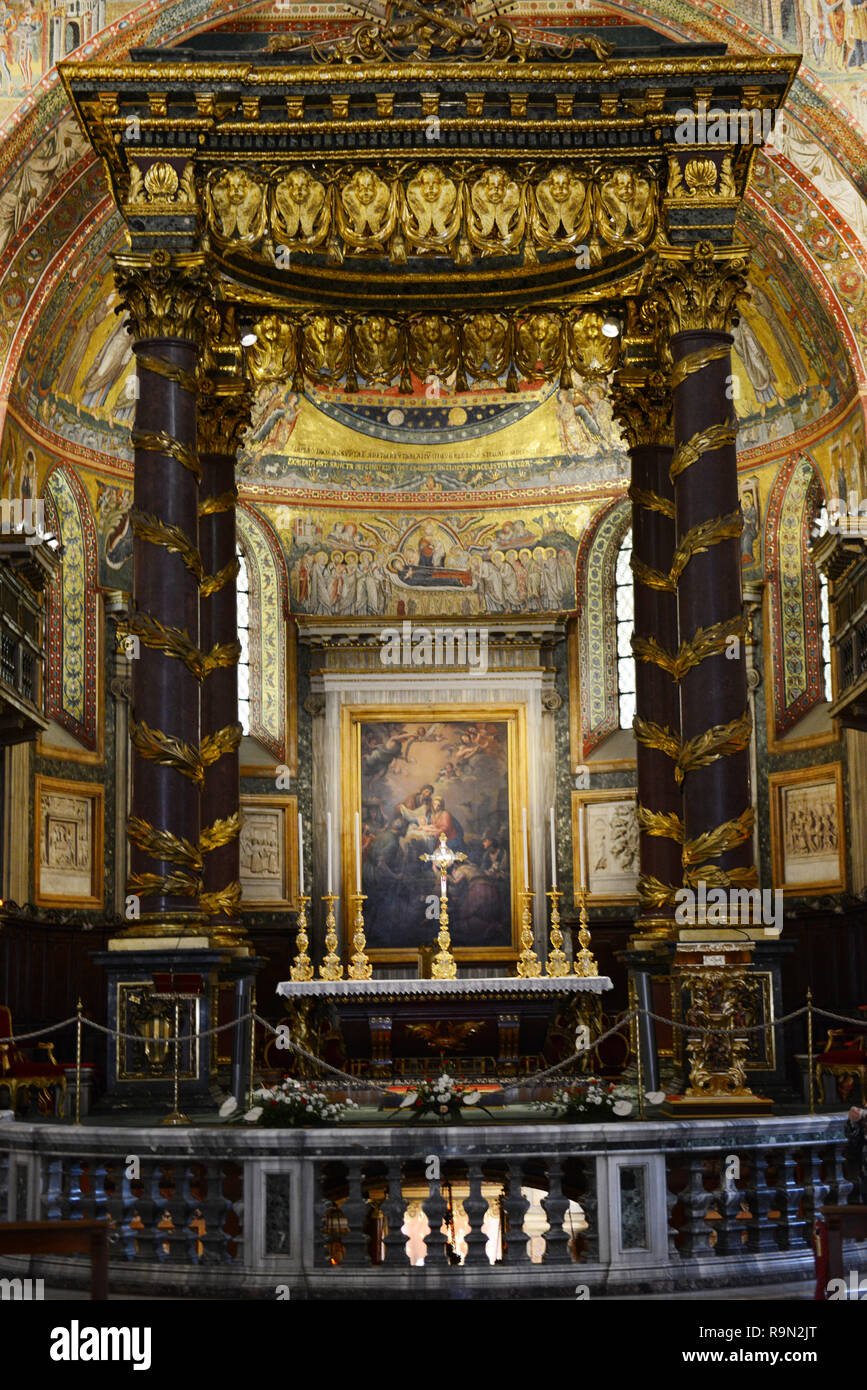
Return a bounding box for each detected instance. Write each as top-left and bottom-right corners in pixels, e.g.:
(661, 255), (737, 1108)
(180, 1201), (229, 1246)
(42, 462), (99, 750)
(763, 451), (827, 740)
(237, 500), (288, 765)
(575, 495), (631, 757)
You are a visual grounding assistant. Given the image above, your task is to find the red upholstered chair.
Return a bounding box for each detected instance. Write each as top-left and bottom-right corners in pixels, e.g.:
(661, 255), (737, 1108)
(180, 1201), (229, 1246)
(815, 1023), (867, 1106)
(0, 1005), (67, 1115)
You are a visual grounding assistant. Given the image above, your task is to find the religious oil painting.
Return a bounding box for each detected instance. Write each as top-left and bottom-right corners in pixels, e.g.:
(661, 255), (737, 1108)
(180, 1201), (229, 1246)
(342, 706), (527, 962)
(769, 764), (846, 894)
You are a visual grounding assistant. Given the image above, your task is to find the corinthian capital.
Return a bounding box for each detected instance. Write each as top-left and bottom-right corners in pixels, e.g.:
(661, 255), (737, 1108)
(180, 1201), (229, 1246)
(649, 241), (750, 338)
(197, 381), (253, 457)
(113, 249), (212, 343)
(610, 368), (673, 450)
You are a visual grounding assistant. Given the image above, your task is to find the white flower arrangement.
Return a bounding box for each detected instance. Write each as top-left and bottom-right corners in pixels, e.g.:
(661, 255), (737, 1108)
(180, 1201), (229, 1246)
(244, 1076), (358, 1127)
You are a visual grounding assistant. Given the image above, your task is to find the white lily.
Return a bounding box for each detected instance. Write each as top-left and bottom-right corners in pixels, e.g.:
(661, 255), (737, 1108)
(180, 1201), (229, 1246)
(219, 1096), (238, 1118)
(399, 1090), (419, 1108)
(243, 1106), (263, 1122)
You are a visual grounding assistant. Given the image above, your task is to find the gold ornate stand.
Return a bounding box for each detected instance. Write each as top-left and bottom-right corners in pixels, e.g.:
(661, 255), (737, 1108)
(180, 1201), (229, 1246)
(432, 885), (458, 980)
(545, 888), (569, 977)
(347, 892), (372, 980)
(574, 891), (599, 978)
(516, 889), (541, 977)
(319, 892), (343, 981)
(289, 894), (313, 982)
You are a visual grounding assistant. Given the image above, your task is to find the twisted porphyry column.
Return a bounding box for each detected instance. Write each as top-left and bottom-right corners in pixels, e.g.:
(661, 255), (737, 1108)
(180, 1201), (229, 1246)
(651, 244), (756, 908)
(114, 250), (211, 937)
(198, 376), (250, 948)
(611, 368), (681, 939)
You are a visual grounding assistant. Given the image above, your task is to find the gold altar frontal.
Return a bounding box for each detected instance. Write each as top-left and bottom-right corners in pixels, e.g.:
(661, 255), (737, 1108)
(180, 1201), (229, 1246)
(275, 976), (612, 1081)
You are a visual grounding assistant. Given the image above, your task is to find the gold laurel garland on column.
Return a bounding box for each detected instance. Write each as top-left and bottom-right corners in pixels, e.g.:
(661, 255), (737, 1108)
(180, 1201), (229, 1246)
(683, 863), (759, 891)
(637, 805), (684, 843)
(200, 722), (243, 765)
(127, 869), (203, 898)
(200, 557), (241, 598)
(198, 488), (238, 516)
(200, 640), (241, 676)
(669, 344), (731, 391)
(669, 510), (743, 585)
(127, 816), (203, 870)
(129, 719), (204, 785)
(637, 874), (680, 908)
(200, 812), (243, 853)
(126, 611), (206, 679)
(631, 633), (681, 678)
(672, 615), (745, 679)
(627, 483), (675, 520)
(136, 353), (199, 394)
(131, 511), (204, 581)
(676, 710), (752, 784)
(201, 881), (243, 917)
(633, 715), (681, 760)
(131, 429), (202, 483)
(682, 806), (755, 866)
(670, 422), (737, 481)
(631, 556), (676, 592)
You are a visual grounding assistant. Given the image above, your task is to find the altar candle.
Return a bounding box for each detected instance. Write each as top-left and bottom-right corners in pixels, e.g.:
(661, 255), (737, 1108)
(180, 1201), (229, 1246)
(522, 807), (529, 889)
(549, 805), (557, 889)
(578, 804), (587, 890)
(326, 810), (333, 894)
(355, 810), (362, 894)
(298, 812), (304, 896)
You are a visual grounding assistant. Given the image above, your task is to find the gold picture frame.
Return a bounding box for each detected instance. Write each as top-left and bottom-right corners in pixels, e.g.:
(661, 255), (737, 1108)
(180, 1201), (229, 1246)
(341, 703), (528, 964)
(239, 793), (300, 910)
(571, 787), (639, 906)
(34, 775), (104, 908)
(769, 763), (846, 895)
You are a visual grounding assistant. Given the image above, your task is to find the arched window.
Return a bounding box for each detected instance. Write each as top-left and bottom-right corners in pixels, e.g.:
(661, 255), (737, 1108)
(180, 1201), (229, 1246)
(615, 528), (636, 730)
(237, 545), (251, 736)
(818, 570), (833, 703)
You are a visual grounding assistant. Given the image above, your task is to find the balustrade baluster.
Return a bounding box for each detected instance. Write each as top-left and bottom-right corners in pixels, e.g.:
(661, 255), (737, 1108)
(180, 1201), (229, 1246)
(775, 1146), (805, 1250)
(541, 1160), (571, 1266)
(340, 1162), (370, 1267)
(680, 1156), (715, 1258)
(747, 1149), (779, 1254)
(312, 1165), (332, 1268)
(421, 1176), (448, 1267)
(380, 1165), (408, 1269)
(462, 1164), (489, 1267)
(823, 1142), (854, 1207)
(500, 1162), (528, 1265)
(713, 1152), (744, 1258)
(801, 1145), (830, 1238)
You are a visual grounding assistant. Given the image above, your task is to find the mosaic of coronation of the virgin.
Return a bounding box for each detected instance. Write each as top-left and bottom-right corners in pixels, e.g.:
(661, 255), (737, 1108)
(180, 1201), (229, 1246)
(1, 0), (865, 630)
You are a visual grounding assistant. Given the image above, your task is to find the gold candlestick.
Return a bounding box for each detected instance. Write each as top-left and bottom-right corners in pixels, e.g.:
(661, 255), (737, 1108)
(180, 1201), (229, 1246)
(347, 892), (372, 980)
(319, 892), (343, 980)
(516, 889), (541, 977)
(420, 834), (462, 980)
(574, 889), (598, 978)
(545, 887), (569, 977)
(290, 894), (313, 981)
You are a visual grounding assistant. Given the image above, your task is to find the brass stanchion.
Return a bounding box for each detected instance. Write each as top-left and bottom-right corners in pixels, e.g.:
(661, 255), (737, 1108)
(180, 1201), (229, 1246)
(74, 998), (83, 1126)
(290, 894), (313, 981)
(160, 994), (191, 1126)
(249, 982), (257, 1109)
(545, 888), (569, 977)
(807, 986), (816, 1116)
(636, 1002), (646, 1120)
(319, 893), (343, 980)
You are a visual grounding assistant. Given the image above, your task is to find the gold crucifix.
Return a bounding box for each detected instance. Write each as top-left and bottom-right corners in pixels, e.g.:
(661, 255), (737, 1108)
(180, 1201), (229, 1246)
(420, 831), (467, 980)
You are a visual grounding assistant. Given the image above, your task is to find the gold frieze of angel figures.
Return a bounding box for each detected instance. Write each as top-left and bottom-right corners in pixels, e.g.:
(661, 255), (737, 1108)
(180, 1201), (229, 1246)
(467, 166), (524, 255)
(336, 168), (400, 254)
(301, 313), (349, 384)
(246, 315), (297, 385)
(407, 315), (460, 384)
(354, 315), (402, 387)
(568, 311), (620, 378)
(515, 312), (564, 381)
(463, 311), (510, 384)
(528, 165), (593, 255)
(205, 169), (268, 248)
(402, 165), (462, 255)
(597, 169), (657, 251)
(272, 168), (331, 250)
